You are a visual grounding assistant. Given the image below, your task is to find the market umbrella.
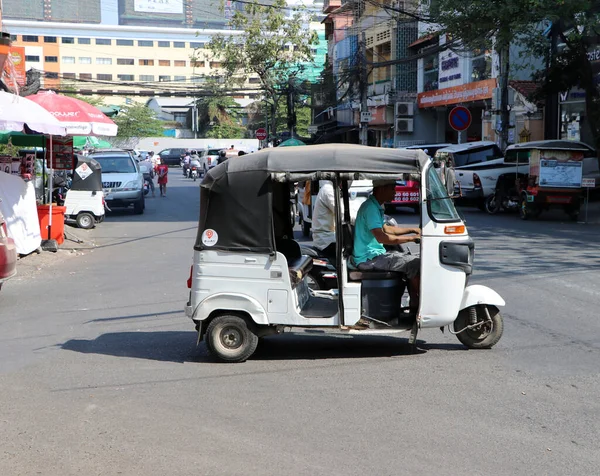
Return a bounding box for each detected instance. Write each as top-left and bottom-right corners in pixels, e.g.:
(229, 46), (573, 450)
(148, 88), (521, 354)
(0, 91), (66, 136)
(278, 138), (306, 147)
(27, 91), (118, 136)
(72, 136), (112, 149)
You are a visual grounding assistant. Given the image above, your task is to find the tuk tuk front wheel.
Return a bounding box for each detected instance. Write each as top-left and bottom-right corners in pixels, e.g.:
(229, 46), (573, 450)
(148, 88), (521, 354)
(76, 212), (95, 229)
(454, 305), (503, 349)
(205, 314), (259, 363)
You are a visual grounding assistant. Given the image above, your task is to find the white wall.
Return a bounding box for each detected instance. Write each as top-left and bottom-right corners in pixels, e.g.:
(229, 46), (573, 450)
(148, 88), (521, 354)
(133, 137), (261, 153)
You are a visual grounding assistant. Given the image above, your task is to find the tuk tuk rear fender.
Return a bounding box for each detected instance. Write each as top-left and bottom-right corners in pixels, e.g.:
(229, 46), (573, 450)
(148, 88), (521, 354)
(192, 293), (269, 325)
(460, 285), (505, 310)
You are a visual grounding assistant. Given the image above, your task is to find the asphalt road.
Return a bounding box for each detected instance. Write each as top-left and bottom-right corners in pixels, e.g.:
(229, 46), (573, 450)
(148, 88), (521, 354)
(1, 173), (599, 475)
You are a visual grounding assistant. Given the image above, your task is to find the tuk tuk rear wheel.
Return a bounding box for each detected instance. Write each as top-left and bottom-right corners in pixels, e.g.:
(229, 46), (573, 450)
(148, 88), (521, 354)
(454, 305), (503, 349)
(76, 212), (95, 229)
(205, 314), (259, 363)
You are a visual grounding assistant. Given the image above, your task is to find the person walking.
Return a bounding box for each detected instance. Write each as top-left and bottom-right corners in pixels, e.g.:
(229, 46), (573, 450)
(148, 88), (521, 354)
(155, 158), (169, 197)
(139, 156), (155, 197)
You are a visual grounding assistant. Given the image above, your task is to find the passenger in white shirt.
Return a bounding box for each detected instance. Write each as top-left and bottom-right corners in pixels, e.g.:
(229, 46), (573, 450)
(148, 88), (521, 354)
(312, 181), (338, 261)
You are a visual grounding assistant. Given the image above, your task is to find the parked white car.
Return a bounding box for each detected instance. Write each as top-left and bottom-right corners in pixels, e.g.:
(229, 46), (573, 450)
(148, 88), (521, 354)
(433, 141), (505, 206)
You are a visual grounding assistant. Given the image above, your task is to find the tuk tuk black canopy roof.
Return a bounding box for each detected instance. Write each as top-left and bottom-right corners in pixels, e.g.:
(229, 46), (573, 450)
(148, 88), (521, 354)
(71, 155), (103, 192)
(195, 144), (430, 253)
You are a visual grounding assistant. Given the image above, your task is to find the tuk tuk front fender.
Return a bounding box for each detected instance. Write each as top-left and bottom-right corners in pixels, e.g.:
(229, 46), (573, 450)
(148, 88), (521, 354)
(460, 285), (505, 310)
(193, 293), (269, 325)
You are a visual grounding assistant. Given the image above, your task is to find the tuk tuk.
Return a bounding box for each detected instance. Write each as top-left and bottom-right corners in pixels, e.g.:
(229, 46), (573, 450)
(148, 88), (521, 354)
(504, 141), (594, 220)
(185, 144), (505, 362)
(64, 155), (105, 229)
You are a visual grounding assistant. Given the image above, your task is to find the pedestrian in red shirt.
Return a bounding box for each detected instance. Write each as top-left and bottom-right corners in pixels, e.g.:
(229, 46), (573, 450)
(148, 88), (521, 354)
(155, 159), (169, 197)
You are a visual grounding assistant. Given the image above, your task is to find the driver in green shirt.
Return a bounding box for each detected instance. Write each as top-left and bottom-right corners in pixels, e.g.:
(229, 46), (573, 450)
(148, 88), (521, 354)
(353, 180), (421, 313)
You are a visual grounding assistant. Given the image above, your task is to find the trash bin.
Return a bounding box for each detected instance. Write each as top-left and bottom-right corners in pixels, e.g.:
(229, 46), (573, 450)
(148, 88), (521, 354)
(37, 204), (66, 245)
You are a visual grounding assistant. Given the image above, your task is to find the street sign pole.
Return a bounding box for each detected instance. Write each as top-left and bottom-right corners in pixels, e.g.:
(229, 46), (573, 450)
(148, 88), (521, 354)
(582, 178), (595, 224)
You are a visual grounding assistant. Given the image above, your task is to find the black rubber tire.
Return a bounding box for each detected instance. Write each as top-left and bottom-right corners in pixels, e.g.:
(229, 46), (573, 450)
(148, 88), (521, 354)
(134, 197), (144, 215)
(454, 305), (503, 349)
(205, 314), (259, 363)
(76, 212), (95, 229)
(302, 220), (311, 237)
(477, 199), (486, 212)
(306, 271), (323, 291)
(484, 194), (501, 215)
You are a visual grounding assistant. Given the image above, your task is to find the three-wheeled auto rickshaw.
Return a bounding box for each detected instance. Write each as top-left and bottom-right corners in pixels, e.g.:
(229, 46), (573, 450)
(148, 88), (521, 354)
(64, 155), (105, 229)
(504, 141), (594, 221)
(185, 144), (505, 362)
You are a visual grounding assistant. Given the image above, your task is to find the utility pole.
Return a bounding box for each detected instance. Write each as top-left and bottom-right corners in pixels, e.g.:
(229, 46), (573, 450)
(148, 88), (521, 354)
(498, 43), (511, 150)
(359, 31), (369, 145)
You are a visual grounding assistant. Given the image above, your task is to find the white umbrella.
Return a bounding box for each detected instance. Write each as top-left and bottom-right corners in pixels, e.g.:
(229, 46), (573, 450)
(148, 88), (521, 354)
(0, 91), (67, 136)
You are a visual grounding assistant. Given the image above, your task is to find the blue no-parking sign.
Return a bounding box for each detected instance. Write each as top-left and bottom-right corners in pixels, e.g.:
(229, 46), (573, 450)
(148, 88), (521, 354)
(449, 106), (472, 132)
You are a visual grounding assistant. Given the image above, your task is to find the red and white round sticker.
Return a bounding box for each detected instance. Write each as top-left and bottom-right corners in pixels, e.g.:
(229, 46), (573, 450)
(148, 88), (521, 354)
(201, 229), (219, 246)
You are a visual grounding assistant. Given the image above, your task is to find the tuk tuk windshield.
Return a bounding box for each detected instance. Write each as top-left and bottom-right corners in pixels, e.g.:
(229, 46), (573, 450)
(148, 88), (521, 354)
(426, 166), (461, 222)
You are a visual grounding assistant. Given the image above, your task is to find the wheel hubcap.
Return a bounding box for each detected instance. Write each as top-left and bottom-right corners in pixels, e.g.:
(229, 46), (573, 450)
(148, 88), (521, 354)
(220, 327), (243, 349)
(80, 216), (91, 227)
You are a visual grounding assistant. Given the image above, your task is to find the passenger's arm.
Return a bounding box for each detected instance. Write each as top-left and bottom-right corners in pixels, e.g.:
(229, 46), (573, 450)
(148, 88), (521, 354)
(371, 228), (420, 245)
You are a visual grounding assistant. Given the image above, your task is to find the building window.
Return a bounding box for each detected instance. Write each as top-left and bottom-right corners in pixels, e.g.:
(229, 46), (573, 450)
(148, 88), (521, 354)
(159, 75), (171, 82)
(174, 76), (186, 82)
(249, 77), (260, 84)
(63, 73), (76, 79)
(96, 57), (113, 65)
(118, 74), (134, 81)
(470, 49), (492, 82)
(116, 39), (134, 46)
(45, 56), (58, 63)
(173, 42), (185, 48)
(10, 34), (18, 41)
(191, 76), (205, 83)
(25, 55), (40, 62)
(117, 58), (134, 65)
(139, 59), (154, 66)
(209, 61), (221, 69)
(138, 40), (153, 47)
(44, 36), (57, 43)
(190, 42), (204, 49)
(62, 37), (75, 44)
(78, 38), (91, 44)
(159, 60), (171, 67)
(79, 73), (92, 80)
(79, 57), (92, 64)
(174, 60), (186, 67)
(62, 56), (76, 64)
(191, 59), (204, 67)
(45, 72), (58, 79)
(423, 52), (439, 92)
(158, 41), (170, 48)
(96, 38), (111, 45)
(97, 74), (113, 81)
(139, 75), (155, 81)
(22, 36), (39, 42)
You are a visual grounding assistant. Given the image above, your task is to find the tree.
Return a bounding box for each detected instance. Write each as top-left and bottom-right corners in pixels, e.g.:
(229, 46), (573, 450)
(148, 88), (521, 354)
(428, 0), (600, 155)
(196, 82), (246, 138)
(208, 0), (318, 139)
(112, 102), (164, 147)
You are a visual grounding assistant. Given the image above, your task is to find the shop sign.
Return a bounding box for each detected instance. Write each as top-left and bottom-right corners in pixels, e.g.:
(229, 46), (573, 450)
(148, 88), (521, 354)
(46, 136), (75, 170)
(1, 47), (26, 92)
(367, 106), (389, 125)
(418, 78), (497, 108)
(134, 0), (183, 13)
(439, 52), (462, 85)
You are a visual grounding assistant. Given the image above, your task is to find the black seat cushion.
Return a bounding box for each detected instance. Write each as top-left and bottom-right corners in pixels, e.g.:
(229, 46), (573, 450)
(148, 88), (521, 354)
(348, 270), (405, 281)
(288, 255), (313, 287)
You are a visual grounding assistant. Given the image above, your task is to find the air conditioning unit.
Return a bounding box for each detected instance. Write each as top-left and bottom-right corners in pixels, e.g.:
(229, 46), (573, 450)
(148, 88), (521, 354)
(395, 102), (414, 117)
(396, 118), (414, 133)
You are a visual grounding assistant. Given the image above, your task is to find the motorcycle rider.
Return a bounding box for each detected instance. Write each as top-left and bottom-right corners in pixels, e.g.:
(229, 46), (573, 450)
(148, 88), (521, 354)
(138, 155), (155, 197)
(189, 153), (201, 178)
(182, 151), (191, 176)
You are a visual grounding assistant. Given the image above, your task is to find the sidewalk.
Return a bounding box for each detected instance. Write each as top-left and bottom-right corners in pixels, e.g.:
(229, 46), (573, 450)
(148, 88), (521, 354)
(10, 226), (98, 285)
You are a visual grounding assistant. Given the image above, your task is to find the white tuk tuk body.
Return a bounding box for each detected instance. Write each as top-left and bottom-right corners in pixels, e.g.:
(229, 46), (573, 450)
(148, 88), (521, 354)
(185, 144), (504, 361)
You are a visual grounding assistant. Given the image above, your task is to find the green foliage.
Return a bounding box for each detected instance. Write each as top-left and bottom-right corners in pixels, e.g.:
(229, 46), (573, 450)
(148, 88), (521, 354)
(208, 0), (318, 136)
(196, 82), (246, 138)
(113, 102), (164, 138)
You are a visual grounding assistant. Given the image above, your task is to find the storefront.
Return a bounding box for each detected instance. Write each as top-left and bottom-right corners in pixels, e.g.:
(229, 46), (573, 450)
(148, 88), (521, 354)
(417, 78), (497, 143)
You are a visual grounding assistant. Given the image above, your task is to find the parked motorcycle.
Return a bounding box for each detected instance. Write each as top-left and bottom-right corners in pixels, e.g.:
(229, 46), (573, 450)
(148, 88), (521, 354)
(484, 173), (527, 215)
